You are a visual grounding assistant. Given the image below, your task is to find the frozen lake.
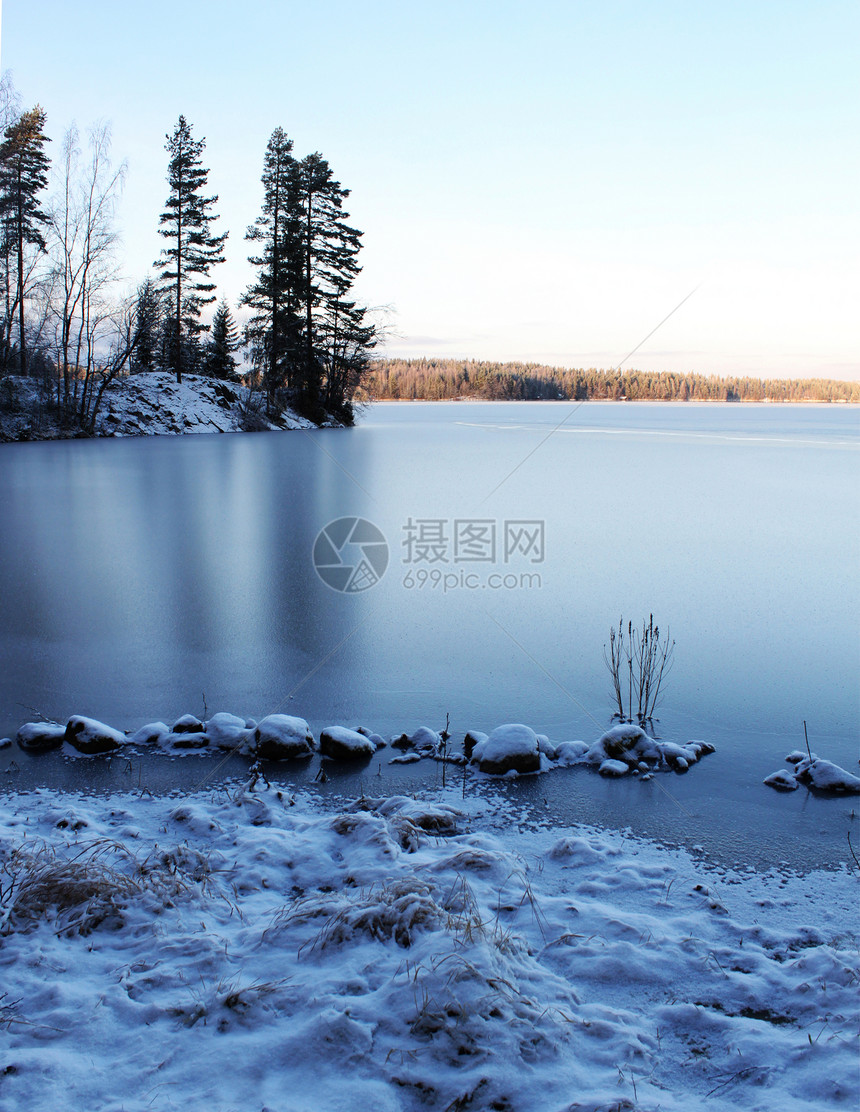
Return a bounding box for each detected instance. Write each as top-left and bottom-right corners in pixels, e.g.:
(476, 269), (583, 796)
(1, 401), (857, 867)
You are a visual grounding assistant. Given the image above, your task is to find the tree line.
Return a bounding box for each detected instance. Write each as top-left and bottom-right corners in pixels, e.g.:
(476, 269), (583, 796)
(365, 359), (860, 404)
(0, 77), (376, 429)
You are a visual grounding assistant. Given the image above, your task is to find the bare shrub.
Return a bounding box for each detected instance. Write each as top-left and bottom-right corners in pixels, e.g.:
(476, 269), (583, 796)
(604, 615), (675, 727)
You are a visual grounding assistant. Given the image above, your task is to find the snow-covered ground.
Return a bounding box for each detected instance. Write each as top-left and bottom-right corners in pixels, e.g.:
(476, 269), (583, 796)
(0, 782), (856, 1111)
(0, 371), (325, 440)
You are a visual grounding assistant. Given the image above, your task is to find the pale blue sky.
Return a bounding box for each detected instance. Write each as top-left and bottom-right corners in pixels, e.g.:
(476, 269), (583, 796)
(2, 0), (858, 378)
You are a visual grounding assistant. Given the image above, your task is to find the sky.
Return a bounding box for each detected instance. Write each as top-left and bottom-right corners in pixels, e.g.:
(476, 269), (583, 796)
(1, 0), (858, 380)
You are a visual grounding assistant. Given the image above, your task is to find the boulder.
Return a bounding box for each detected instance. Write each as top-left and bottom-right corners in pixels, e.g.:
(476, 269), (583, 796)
(536, 733), (558, 761)
(64, 716), (124, 755)
(463, 730), (488, 761)
(172, 713), (206, 734)
(16, 722), (66, 751)
(356, 726), (386, 749)
(127, 722), (170, 746)
(764, 769), (800, 792)
(794, 757), (860, 793)
(474, 724), (541, 775)
(162, 731), (210, 750)
(587, 724), (656, 765)
(599, 758), (629, 778)
(554, 740), (589, 765)
(320, 726), (375, 761)
(206, 712), (252, 751)
(253, 714), (315, 760)
(410, 727), (441, 755)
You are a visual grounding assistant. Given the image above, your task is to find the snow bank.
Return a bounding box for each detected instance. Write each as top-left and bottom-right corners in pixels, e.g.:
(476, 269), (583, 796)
(0, 785), (855, 1112)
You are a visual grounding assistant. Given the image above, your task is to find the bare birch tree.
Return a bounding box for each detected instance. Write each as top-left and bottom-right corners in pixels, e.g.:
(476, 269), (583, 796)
(49, 121), (126, 414)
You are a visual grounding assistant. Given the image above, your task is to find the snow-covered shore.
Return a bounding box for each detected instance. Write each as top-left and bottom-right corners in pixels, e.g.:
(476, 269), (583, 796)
(0, 371), (338, 441)
(0, 782), (856, 1111)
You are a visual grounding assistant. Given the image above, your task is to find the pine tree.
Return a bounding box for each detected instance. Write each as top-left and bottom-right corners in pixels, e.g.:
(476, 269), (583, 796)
(205, 299), (241, 380)
(130, 277), (163, 373)
(243, 133), (376, 421)
(242, 127), (303, 412)
(292, 152), (375, 419)
(154, 115), (226, 384)
(0, 105), (51, 376)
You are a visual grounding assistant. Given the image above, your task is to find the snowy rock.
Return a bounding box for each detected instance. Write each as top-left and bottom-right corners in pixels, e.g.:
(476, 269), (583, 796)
(127, 722), (170, 746)
(320, 726), (375, 761)
(172, 713), (206, 735)
(162, 731), (210, 750)
(206, 712), (252, 751)
(585, 728), (713, 774)
(253, 715), (315, 760)
(764, 769), (800, 792)
(587, 724), (656, 765)
(0, 737), (11, 749)
(794, 757), (860, 793)
(536, 733), (558, 761)
(356, 726), (386, 749)
(64, 715), (125, 755)
(473, 724), (541, 775)
(598, 758), (630, 778)
(16, 722), (66, 751)
(463, 730), (488, 760)
(410, 726), (442, 755)
(554, 740), (589, 765)
(389, 726), (441, 755)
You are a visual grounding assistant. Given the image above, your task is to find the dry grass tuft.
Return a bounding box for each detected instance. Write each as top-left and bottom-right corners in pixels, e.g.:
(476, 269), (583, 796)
(0, 835), (215, 936)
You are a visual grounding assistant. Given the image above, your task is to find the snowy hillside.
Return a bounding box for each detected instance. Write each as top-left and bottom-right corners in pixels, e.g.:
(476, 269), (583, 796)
(0, 371), (331, 441)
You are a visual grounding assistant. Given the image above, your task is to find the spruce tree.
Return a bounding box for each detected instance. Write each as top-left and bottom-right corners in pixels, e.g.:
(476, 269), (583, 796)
(243, 132), (376, 421)
(154, 115), (226, 384)
(242, 127), (303, 412)
(293, 152), (374, 418)
(205, 299), (241, 380)
(0, 106), (51, 376)
(130, 277), (163, 373)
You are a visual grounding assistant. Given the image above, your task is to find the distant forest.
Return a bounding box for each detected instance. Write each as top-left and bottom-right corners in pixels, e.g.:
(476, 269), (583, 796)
(364, 359), (860, 404)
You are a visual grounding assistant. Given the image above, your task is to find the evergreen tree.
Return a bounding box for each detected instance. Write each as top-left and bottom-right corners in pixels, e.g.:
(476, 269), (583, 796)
(154, 115), (226, 384)
(292, 152), (374, 418)
(243, 132), (376, 421)
(0, 105), (51, 375)
(130, 277), (163, 373)
(205, 299), (241, 380)
(242, 127), (302, 411)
